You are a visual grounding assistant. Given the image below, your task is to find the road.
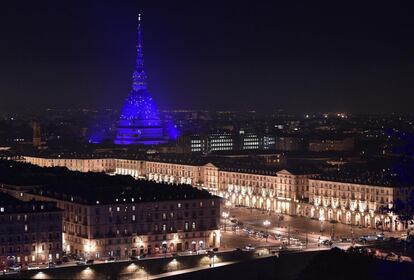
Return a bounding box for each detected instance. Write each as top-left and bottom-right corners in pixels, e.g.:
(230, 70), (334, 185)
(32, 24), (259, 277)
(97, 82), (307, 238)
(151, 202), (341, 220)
(229, 207), (396, 239)
(220, 206), (402, 252)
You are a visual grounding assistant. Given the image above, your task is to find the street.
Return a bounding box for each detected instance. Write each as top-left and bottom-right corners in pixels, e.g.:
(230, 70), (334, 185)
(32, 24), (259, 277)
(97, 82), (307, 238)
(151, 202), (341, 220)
(220, 206), (399, 251)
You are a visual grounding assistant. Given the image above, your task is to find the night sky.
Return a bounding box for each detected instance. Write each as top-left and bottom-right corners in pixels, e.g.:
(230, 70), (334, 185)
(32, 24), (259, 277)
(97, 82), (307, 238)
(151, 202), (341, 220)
(1, 1), (413, 113)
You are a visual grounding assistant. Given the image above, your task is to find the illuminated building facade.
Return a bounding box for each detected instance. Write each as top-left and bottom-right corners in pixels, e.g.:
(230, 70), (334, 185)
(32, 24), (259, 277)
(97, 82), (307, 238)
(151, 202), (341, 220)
(22, 155), (412, 231)
(0, 192), (62, 267)
(177, 131), (276, 154)
(1, 164), (221, 260)
(304, 177), (410, 231)
(22, 156), (315, 217)
(115, 14), (166, 145)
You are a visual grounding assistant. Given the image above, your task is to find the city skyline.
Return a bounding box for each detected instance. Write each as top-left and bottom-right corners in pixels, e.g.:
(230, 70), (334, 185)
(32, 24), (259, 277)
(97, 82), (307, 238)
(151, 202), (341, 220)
(1, 1), (414, 279)
(1, 1), (414, 114)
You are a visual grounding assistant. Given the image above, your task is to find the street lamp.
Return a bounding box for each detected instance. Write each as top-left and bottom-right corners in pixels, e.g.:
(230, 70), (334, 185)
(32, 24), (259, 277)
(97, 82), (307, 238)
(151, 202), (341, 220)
(351, 226), (355, 246)
(263, 220), (271, 243)
(319, 216), (325, 233)
(275, 209), (281, 227)
(210, 254), (216, 267)
(222, 212), (229, 232)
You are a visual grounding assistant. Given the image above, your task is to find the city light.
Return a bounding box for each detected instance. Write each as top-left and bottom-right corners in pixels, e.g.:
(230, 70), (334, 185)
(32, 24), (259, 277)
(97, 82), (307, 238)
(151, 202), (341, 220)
(222, 211), (229, 232)
(1, 4), (413, 280)
(114, 14), (174, 145)
(263, 220), (271, 242)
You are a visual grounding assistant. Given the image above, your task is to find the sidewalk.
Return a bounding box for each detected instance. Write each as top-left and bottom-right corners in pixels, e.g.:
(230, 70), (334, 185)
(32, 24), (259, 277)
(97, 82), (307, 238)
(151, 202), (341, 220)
(145, 261), (238, 280)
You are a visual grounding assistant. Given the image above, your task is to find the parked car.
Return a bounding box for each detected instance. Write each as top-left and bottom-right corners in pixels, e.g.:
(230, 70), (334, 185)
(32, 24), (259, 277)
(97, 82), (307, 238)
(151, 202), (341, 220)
(360, 235), (378, 242)
(86, 259), (94, 265)
(105, 257), (116, 262)
(8, 265), (21, 272)
(322, 240), (333, 246)
(47, 262), (56, 268)
(244, 244), (255, 251)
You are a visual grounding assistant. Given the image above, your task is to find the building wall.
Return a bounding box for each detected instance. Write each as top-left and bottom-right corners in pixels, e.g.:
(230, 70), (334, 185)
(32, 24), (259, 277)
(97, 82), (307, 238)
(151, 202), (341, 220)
(0, 203), (62, 267)
(5, 189), (221, 259)
(308, 137), (354, 152)
(303, 179), (410, 231)
(22, 156), (410, 231)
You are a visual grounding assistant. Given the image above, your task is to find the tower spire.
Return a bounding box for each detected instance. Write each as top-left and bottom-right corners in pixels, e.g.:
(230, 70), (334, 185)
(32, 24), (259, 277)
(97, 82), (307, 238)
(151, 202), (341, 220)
(132, 12), (147, 91)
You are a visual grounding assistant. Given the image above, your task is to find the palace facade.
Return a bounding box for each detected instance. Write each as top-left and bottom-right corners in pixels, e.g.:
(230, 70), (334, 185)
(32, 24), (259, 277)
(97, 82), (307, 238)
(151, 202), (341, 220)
(0, 192), (62, 267)
(22, 155), (412, 231)
(0, 161), (221, 260)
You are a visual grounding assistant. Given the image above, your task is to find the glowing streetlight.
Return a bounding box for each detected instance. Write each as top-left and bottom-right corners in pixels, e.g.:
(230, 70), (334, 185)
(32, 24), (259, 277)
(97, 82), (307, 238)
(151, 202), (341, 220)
(210, 254), (216, 267)
(222, 212), (229, 232)
(263, 220), (271, 242)
(319, 216), (325, 233)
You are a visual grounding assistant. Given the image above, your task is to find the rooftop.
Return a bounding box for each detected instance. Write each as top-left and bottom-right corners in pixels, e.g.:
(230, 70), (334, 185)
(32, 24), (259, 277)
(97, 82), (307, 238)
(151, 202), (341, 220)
(314, 162), (414, 188)
(0, 192), (60, 214)
(0, 161), (218, 205)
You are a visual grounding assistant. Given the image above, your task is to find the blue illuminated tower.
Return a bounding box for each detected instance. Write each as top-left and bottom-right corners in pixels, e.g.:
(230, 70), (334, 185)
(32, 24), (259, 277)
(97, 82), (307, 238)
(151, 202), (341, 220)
(115, 14), (167, 145)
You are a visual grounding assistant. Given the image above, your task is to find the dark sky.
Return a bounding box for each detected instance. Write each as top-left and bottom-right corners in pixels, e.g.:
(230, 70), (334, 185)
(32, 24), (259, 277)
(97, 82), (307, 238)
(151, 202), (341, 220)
(1, 0), (414, 113)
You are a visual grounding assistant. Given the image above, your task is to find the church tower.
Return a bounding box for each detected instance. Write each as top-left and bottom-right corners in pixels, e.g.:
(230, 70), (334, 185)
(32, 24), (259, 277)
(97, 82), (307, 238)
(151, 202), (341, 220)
(115, 14), (167, 145)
